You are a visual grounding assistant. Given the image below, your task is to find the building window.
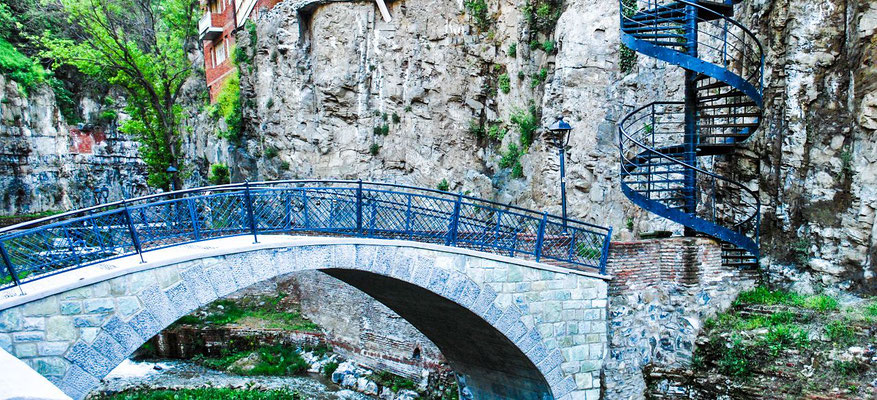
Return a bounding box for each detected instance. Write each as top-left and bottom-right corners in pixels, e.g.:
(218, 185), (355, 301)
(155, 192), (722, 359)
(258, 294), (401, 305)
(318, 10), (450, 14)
(209, 0), (224, 14)
(214, 39), (227, 65)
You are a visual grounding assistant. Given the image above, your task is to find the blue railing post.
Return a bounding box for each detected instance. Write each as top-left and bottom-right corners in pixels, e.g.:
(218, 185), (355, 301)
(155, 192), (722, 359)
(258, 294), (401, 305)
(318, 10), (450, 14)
(244, 181), (259, 244)
(284, 190), (292, 232)
(187, 198), (200, 240)
(446, 193), (463, 247)
(356, 180), (363, 235)
(302, 190), (310, 229)
(534, 213), (547, 262)
(599, 227), (613, 275)
(123, 205), (145, 264)
(0, 242), (21, 287)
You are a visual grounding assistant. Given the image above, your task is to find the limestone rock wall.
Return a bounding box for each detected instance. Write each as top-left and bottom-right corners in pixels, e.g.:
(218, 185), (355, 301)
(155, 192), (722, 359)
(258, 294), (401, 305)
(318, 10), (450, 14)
(197, 0), (877, 294)
(0, 76), (148, 216)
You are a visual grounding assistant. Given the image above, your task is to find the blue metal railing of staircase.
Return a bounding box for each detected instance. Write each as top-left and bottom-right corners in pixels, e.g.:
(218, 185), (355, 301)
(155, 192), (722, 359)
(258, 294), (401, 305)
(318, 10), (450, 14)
(0, 180), (612, 290)
(617, 0), (763, 262)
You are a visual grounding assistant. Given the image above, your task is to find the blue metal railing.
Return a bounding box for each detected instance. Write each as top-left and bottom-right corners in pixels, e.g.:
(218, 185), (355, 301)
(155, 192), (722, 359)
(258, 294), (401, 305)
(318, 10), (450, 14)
(0, 180), (612, 289)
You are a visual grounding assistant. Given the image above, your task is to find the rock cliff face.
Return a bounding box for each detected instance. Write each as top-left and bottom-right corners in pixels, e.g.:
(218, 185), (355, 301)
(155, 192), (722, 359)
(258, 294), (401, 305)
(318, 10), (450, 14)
(1, 0), (875, 287)
(0, 76), (148, 215)
(205, 0), (877, 294)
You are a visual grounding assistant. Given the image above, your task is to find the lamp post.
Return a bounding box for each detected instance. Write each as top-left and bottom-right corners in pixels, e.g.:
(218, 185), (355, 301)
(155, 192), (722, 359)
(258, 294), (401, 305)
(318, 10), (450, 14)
(548, 116), (572, 226)
(166, 165), (179, 192)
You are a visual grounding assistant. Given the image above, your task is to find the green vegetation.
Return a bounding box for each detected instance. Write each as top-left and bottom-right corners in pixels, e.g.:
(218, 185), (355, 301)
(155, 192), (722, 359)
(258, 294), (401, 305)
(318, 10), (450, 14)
(469, 119), (486, 138)
(509, 105), (539, 150)
(437, 179), (450, 192)
(177, 294), (320, 332)
(40, 0), (199, 190)
(93, 388), (304, 400)
(499, 143), (524, 178)
(373, 124), (390, 136)
(0, 210), (64, 224)
(522, 0), (561, 35)
(487, 122), (506, 141)
(529, 39), (541, 50)
(263, 146), (278, 159)
(212, 71), (243, 143)
(391, 112), (400, 123)
(370, 143), (380, 156)
(698, 286), (875, 396)
(530, 68), (548, 88)
(0, 37), (46, 93)
(497, 73), (510, 94)
(619, 44), (637, 74)
(575, 242), (601, 260)
(542, 40), (555, 53)
(279, 161), (290, 170)
(373, 371), (417, 392)
(191, 345), (308, 376)
(322, 361), (339, 379)
(464, 0), (491, 31)
(507, 43), (517, 57)
(733, 286), (838, 311)
(208, 163), (230, 185)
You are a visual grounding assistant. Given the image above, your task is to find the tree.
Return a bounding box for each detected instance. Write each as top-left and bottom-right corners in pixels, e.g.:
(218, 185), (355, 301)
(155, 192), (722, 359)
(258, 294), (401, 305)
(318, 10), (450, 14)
(39, 0), (198, 190)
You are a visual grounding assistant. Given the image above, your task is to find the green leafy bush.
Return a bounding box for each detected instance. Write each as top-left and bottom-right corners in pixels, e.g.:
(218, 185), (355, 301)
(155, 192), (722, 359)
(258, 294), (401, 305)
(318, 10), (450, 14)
(373, 371), (417, 392)
(498, 73), (510, 94)
(0, 37), (46, 94)
(323, 361), (340, 379)
(469, 119), (485, 138)
(370, 143), (380, 156)
(208, 163), (230, 185)
(464, 0), (491, 30)
(264, 146), (278, 159)
(619, 45), (637, 73)
(487, 123), (506, 141)
(212, 71), (243, 142)
(825, 319), (855, 345)
(392, 112), (400, 123)
(530, 68), (548, 88)
(507, 43), (517, 57)
(500, 143), (524, 178)
(542, 40), (555, 53)
(373, 124), (390, 136)
(509, 106), (539, 150)
(437, 179), (450, 191)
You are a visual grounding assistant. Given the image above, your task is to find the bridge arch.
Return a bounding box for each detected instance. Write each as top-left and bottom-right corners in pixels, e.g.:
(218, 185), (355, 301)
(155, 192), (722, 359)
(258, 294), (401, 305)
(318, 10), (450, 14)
(0, 236), (608, 400)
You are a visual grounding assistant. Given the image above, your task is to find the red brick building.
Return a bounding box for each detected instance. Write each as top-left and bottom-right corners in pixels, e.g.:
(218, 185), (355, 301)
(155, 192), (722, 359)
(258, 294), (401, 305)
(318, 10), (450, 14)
(199, 0), (282, 101)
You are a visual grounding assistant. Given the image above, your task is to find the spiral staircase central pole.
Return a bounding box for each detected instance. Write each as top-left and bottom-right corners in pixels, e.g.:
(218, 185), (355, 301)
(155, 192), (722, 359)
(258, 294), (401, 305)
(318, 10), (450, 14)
(682, 0), (699, 236)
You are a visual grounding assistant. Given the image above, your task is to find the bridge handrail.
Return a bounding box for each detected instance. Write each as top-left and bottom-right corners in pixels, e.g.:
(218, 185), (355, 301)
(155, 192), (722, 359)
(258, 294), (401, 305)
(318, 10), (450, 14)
(0, 180), (612, 289)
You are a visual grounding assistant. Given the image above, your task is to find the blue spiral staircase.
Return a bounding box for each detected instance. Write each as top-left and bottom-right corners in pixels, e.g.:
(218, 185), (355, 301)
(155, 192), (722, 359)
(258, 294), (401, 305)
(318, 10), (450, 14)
(617, 0), (763, 268)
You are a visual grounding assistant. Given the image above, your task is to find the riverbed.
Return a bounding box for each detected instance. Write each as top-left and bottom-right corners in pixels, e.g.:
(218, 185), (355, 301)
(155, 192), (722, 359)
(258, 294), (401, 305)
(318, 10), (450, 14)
(91, 359), (378, 400)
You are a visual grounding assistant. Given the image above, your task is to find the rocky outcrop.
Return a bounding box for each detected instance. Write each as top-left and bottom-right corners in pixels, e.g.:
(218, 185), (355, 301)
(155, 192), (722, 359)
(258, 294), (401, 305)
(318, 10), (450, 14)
(0, 75), (148, 215)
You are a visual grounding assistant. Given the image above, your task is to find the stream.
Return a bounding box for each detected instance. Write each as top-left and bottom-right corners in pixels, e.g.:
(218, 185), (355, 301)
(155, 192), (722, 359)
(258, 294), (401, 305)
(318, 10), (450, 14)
(92, 358), (378, 399)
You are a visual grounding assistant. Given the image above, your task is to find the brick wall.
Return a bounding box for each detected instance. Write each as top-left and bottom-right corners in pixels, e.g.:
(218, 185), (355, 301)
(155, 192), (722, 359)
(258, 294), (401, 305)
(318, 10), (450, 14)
(604, 237), (758, 400)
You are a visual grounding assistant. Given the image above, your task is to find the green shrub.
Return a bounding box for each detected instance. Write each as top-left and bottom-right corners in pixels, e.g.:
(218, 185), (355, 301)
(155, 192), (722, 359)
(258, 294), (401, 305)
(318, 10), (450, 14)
(529, 39), (541, 50)
(211, 71), (243, 142)
(507, 43), (517, 57)
(510, 105), (539, 150)
(323, 361), (339, 379)
(866, 301), (877, 318)
(833, 360), (863, 376)
(498, 73), (510, 94)
(825, 319), (855, 345)
(264, 146), (278, 158)
(761, 325), (808, 356)
(530, 68), (548, 88)
(208, 163), (230, 185)
(469, 119), (485, 138)
(576, 242), (601, 260)
(99, 110), (117, 124)
(717, 337), (752, 377)
(373, 371), (417, 392)
(487, 123), (506, 141)
(370, 143), (380, 156)
(279, 161), (290, 170)
(373, 124), (390, 136)
(542, 40), (555, 53)
(0, 38), (46, 94)
(499, 144), (524, 178)
(266, 98), (274, 109)
(803, 294), (838, 312)
(619, 44), (637, 73)
(437, 179), (450, 191)
(392, 112), (400, 123)
(464, 0), (490, 30)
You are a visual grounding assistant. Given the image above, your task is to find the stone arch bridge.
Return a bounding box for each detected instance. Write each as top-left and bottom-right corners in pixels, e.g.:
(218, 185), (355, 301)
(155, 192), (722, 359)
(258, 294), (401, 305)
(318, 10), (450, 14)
(0, 181), (612, 400)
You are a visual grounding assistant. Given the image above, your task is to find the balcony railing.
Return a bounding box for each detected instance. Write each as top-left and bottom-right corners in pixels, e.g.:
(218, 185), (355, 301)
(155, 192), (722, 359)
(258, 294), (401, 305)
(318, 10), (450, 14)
(199, 11), (223, 41)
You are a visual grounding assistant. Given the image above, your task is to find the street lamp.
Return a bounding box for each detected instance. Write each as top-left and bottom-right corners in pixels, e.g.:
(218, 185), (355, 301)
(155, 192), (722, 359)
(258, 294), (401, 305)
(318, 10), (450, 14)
(547, 116), (572, 226)
(166, 165), (179, 192)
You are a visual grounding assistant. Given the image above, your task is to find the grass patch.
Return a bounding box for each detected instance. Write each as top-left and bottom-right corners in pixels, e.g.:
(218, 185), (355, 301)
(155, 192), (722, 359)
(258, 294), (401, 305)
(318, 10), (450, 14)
(176, 295), (320, 332)
(373, 371), (417, 393)
(498, 73), (510, 94)
(94, 387), (304, 399)
(194, 345), (309, 376)
(825, 319), (855, 345)
(733, 286), (838, 312)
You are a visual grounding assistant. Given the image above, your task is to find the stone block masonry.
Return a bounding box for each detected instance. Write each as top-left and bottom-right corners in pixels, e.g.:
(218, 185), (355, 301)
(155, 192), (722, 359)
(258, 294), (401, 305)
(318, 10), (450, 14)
(603, 237), (758, 400)
(0, 236), (609, 400)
